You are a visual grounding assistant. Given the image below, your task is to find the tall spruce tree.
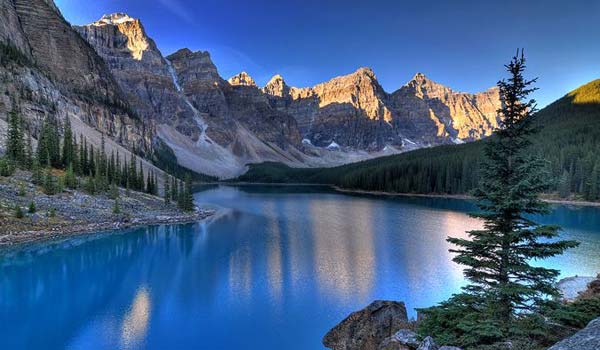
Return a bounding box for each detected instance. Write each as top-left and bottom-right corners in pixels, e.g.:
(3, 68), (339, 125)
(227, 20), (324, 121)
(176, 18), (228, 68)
(24, 134), (33, 170)
(182, 174), (194, 211)
(6, 105), (25, 166)
(163, 173), (171, 204)
(446, 51), (579, 339)
(62, 116), (74, 168)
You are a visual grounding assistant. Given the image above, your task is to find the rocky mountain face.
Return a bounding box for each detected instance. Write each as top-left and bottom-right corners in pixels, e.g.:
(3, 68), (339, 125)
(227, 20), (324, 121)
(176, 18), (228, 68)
(2, 5), (502, 179)
(0, 0), (151, 160)
(264, 70), (501, 150)
(390, 73), (501, 142)
(76, 15), (305, 178)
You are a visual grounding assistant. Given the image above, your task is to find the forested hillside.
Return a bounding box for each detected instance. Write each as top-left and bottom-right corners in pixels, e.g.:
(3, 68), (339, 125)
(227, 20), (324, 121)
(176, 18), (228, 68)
(237, 79), (600, 201)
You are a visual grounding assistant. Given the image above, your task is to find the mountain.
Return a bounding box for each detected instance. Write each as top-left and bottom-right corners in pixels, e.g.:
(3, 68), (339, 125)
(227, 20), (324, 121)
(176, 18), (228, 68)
(75, 16), (311, 178)
(0, 1), (159, 176)
(262, 69), (501, 150)
(237, 79), (600, 201)
(2, 7), (503, 179)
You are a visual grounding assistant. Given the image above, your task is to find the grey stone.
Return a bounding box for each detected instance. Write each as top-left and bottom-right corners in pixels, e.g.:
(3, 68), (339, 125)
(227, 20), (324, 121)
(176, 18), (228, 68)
(548, 317), (600, 350)
(417, 336), (438, 350)
(323, 300), (409, 350)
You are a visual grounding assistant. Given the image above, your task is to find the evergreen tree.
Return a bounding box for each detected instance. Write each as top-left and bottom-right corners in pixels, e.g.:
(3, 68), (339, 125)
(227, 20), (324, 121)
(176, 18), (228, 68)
(24, 134), (33, 170)
(62, 116), (74, 168)
(177, 180), (184, 209)
(80, 136), (88, 176)
(0, 157), (15, 176)
(163, 173), (171, 204)
(171, 176), (178, 201)
(138, 161), (144, 192)
(113, 198), (121, 214)
(31, 157), (43, 184)
(146, 172), (153, 194)
(6, 105), (25, 165)
(446, 51), (579, 340)
(28, 201), (36, 214)
(37, 115), (61, 168)
(129, 154), (137, 190)
(109, 183), (119, 200)
(181, 174), (194, 211)
(585, 163), (599, 201)
(14, 204), (24, 219)
(557, 170), (571, 198)
(43, 171), (57, 195)
(88, 145), (95, 177)
(64, 164), (77, 189)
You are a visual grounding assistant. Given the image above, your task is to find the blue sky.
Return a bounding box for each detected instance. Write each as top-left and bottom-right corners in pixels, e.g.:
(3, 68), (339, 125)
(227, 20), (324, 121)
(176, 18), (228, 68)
(55, 0), (599, 107)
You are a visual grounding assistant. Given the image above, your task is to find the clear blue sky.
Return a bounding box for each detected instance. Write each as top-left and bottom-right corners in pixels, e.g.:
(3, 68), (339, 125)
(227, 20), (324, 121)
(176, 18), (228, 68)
(55, 0), (599, 107)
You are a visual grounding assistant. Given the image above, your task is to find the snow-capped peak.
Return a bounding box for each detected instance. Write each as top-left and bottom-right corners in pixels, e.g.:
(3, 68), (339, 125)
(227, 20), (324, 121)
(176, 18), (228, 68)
(94, 13), (136, 26)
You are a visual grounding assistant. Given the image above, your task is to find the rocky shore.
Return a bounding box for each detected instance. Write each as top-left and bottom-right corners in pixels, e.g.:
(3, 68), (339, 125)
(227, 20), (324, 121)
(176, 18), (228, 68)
(0, 172), (214, 248)
(324, 276), (600, 350)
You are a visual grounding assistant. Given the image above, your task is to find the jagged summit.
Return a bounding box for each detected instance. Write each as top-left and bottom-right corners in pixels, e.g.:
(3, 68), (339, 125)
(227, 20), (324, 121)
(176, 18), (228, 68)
(355, 66), (376, 77)
(93, 13), (137, 26)
(228, 71), (257, 87)
(267, 74), (285, 84)
(263, 74), (289, 97)
(410, 72), (428, 81)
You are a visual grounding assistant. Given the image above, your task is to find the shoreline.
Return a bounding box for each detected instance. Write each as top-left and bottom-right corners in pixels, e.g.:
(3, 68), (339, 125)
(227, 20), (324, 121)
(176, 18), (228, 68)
(219, 182), (600, 207)
(333, 186), (600, 207)
(0, 209), (215, 250)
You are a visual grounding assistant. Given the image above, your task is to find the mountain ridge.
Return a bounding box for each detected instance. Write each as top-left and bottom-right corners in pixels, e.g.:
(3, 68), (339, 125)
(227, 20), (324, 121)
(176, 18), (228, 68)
(2, 8), (503, 179)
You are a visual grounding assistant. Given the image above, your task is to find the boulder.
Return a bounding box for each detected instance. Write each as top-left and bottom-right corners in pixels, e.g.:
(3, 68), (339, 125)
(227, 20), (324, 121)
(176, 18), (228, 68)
(323, 300), (409, 350)
(438, 347), (462, 350)
(417, 336), (438, 350)
(378, 329), (420, 350)
(548, 317), (600, 350)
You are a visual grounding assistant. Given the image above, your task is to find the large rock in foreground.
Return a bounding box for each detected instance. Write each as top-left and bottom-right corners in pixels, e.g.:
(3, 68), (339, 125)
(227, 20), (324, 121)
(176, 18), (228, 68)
(548, 317), (600, 350)
(323, 300), (409, 350)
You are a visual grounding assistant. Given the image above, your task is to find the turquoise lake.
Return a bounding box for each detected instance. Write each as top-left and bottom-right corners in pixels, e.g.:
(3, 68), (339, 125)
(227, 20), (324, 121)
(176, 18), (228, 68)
(1, 185), (599, 349)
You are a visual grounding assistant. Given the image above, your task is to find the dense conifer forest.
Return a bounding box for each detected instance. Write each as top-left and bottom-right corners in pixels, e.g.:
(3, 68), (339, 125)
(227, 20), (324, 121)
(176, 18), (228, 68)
(237, 79), (600, 201)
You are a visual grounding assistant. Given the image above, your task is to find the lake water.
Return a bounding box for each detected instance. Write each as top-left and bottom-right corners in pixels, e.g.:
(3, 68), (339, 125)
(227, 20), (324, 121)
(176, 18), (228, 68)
(1, 185), (599, 350)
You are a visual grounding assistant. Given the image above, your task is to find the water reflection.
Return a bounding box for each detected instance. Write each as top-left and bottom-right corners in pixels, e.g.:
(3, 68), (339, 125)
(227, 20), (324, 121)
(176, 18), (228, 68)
(121, 287), (151, 348)
(0, 185), (598, 350)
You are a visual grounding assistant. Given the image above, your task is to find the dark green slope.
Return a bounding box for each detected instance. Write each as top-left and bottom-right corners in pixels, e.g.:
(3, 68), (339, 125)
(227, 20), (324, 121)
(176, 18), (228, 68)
(236, 79), (600, 200)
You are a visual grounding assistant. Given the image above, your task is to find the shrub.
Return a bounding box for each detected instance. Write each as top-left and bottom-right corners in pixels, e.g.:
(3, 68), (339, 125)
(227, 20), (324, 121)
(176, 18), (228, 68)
(113, 199), (121, 214)
(14, 205), (24, 218)
(43, 172), (57, 195)
(108, 184), (119, 200)
(84, 177), (96, 195)
(28, 201), (36, 214)
(18, 182), (26, 196)
(0, 157), (15, 176)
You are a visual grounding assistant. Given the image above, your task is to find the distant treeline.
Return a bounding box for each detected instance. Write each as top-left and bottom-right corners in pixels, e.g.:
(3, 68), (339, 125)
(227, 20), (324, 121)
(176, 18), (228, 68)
(237, 79), (600, 201)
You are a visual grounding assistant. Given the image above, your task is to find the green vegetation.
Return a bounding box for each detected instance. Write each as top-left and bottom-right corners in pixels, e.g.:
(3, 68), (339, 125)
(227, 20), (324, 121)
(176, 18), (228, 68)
(14, 205), (24, 219)
(1, 103), (200, 208)
(416, 52), (580, 349)
(28, 201), (36, 214)
(0, 41), (32, 67)
(418, 295), (600, 349)
(112, 198), (121, 215)
(237, 79), (600, 201)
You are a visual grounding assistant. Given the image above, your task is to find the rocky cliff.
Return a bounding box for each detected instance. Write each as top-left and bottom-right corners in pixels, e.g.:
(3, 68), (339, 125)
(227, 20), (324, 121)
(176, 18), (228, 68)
(3, 5), (503, 179)
(76, 15), (306, 178)
(0, 0), (150, 159)
(263, 70), (501, 150)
